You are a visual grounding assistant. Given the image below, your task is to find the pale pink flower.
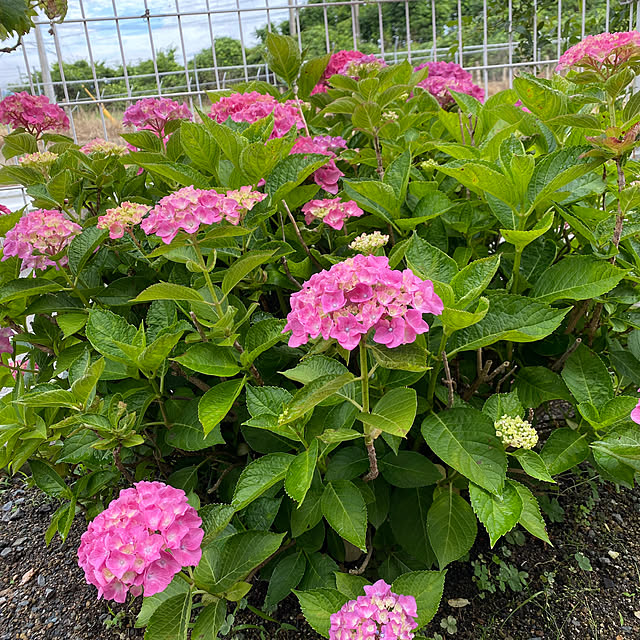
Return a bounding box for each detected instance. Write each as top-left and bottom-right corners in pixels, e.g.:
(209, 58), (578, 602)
(122, 98), (192, 137)
(0, 92), (69, 137)
(2, 209), (81, 271)
(283, 254), (443, 351)
(329, 579), (418, 640)
(557, 31), (640, 75)
(98, 202), (151, 239)
(302, 198), (363, 231)
(414, 61), (484, 107)
(291, 135), (347, 194)
(632, 390), (640, 425)
(208, 92), (304, 138)
(77, 481), (203, 603)
(80, 138), (128, 156)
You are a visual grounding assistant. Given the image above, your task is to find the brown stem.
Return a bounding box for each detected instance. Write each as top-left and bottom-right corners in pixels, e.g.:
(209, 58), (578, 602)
(233, 340), (264, 386)
(349, 531), (373, 576)
(586, 303), (603, 346)
(486, 361), (511, 383)
(611, 156), (626, 262)
(282, 201), (321, 268)
(281, 257), (302, 288)
(373, 133), (384, 180)
(190, 312), (208, 342)
(496, 365), (518, 393)
(114, 446), (135, 483)
(246, 540), (296, 582)
(207, 462), (243, 494)
(564, 300), (590, 335)
(169, 361), (211, 392)
(463, 360), (492, 401)
(362, 440), (379, 482)
(552, 338), (582, 372)
(442, 351), (456, 409)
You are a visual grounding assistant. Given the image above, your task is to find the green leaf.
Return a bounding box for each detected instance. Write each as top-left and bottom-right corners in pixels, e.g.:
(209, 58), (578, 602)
(199, 378), (245, 435)
(383, 151), (411, 201)
(67, 226), (108, 275)
(56, 312), (87, 339)
(222, 249), (276, 295)
(427, 490), (477, 569)
(334, 573), (370, 600)
(232, 452), (294, 510)
(173, 343), (240, 377)
(392, 570), (447, 628)
(298, 53), (331, 97)
(137, 162), (211, 189)
(441, 297), (490, 333)
(265, 32), (301, 84)
(70, 357), (105, 405)
(282, 373), (355, 424)
(513, 74), (566, 120)
(368, 342), (429, 372)
(501, 209), (555, 250)
(591, 424), (640, 472)
(137, 329), (184, 375)
(194, 530), (285, 594)
(450, 255), (500, 306)
(321, 480), (368, 551)
(359, 387), (417, 438)
(294, 589), (349, 638)
(180, 122), (218, 174)
(406, 233), (458, 284)
(285, 439), (319, 504)
(266, 154), (329, 201)
(0, 278), (64, 304)
(85, 310), (141, 365)
(352, 102), (383, 133)
(561, 344), (613, 407)
(508, 479), (551, 545)
(132, 282), (205, 303)
(29, 460), (72, 499)
(167, 401), (224, 451)
(469, 481), (523, 547)
(540, 428), (589, 475)
(265, 552), (307, 608)
(515, 367), (573, 407)
(482, 392), (524, 422)
(421, 408), (507, 494)
(191, 599), (227, 640)
(342, 179), (398, 224)
(282, 355), (350, 384)
(448, 292), (569, 355)
(136, 576), (189, 627)
(379, 451), (441, 488)
(531, 256), (627, 304)
(145, 592), (192, 640)
(291, 489), (324, 537)
(390, 487), (436, 566)
(510, 449), (555, 483)
(244, 319), (286, 362)
(200, 503), (236, 547)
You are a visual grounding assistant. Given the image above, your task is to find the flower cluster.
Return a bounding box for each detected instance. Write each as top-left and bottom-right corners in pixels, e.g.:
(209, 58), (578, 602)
(0, 328), (14, 354)
(632, 391), (640, 425)
(122, 98), (192, 137)
(208, 92), (304, 139)
(415, 61), (484, 107)
(0, 92), (69, 137)
(494, 415), (538, 450)
(80, 138), (129, 156)
(284, 254), (443, 350)
(3, 209), (82, 271)
(78, 481), (203, 603)
(98, 202), (151, 239)
(557, 31), (640, 75)
(302, 198), (363, 230)
(312, 50), (386, 94)
(19, 151), (58, 173)
(141, 185), (265, 244)
(329, 580), (418, 640)
(350, 231), (389, 254)
(291, 135), (347, 194)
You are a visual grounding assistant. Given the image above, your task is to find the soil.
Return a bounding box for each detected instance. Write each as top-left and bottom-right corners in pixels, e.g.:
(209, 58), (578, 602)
(1, 471), (639, 640)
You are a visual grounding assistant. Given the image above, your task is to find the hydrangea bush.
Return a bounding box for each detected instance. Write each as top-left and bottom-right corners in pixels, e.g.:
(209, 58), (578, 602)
(1, 30), (640, 639)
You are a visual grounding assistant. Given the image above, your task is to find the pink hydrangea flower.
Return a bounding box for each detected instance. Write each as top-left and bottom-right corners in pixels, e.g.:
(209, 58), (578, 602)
(80, 138), (128, 156)
(0, 327), (14, 354)
(10, 356), (36, 379)
(141, 186), (264, 244)
(557, 31), (640, 75)
(415, 61), (484, 107)
(283, 254), (443, 350)
(122, 98), (192, 137)
(98, 202), (151, 239)
(312, 50), (386, 94)
(302, 198), (363, 230)
(2, 209), (82, 271)
(632, 390), (640, 425)
(0, 204), (11, 215)
(208, 92), (304, 139)
(329, 579), (418, 640)
(0, 92), (69, 137)
(78, 481), (203, 603)
(291, 135), (347, 194)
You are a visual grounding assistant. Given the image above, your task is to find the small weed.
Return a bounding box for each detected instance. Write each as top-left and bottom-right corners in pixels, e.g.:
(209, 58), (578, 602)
(472, 553), (529, 597)
(440, 615), (457, 635)
(539, 495), (565, 523)
(574, 552), (593, 572)
(102, 609), (126, 630)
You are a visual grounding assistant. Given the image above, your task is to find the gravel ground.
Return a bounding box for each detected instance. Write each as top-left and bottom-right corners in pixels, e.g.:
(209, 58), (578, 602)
(2, 470), (640, 640)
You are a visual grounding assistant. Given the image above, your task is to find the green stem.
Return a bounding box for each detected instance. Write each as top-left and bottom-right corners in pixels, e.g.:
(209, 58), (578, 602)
(56, 260), (90, 307)
(607, 95), (617, 128)
(176, 570), (194, 587)
(510, 246), (523, 294)
(190, 239), (224, 318)
(359, 339), (370, 415)
(426, 331), (448, 409)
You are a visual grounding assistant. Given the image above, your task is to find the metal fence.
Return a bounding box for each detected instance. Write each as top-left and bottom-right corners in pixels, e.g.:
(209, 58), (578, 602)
(1, 0), (640, 144)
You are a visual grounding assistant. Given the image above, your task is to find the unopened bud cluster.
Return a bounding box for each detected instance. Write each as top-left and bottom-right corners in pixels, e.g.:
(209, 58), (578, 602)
(494, 415), (538, 450)
(349, 231), (389, 254)
(19, 151), (58, 172)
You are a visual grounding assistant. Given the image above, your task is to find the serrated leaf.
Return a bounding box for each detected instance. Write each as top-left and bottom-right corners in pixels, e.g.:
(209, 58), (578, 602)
(359, 387), (417, 438)
(0, 278), (64, 304)
(67, 226), (108, 275)
(198, 378), (245, 435)
(29, 460), (72, 499)
(540, 428), (589, 475)
(173, 343), (240, 377)
(515, 367), (573, 407)
(132, 282), (205, 303)
(85, 309), (141, 365)
(469, 481), (523, 547)
(390, 487), (436, 566)
(508, 479), (551, 544)
(510, 449), (555, 483)
(334, 573), (370, 600)
(232, 452), (294, 510)
(392, 570), (447, 628)
(144, 592), (192, 640)
(285, 439), (319, 504)
(406, 233), (458, 284)
(282, 373), (355, 424)
(222, 249), (276, 295)
(200, 504), (236, 547)
(294, 589), (349, 638)
(191, 599), (226, 640)
(561, 344), (613, 407)
(321, 480), (367, 551)
(265, 552), (306, 608)
(379, 451), (441, 488)
(450, 255), (500, 306)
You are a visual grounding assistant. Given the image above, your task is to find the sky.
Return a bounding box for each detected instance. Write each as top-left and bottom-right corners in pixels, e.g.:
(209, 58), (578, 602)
(0, 0), (292, 90)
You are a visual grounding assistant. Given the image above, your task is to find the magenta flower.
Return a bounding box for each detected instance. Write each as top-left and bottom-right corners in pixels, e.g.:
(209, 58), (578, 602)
(312, 50), (387, 94)
(330, 579), (418, 640)
(557, 31), (640, 76)
(0, 92), (69, 137)
(77, 481), (203, 603)
(0, 204), (11, 215)
(2, 209), (81, 271)
(302, 198), (363, 231)
(414, 61), (484, 107)
(291, 136), (347, 194)
(283, 254), (443, 351)
(9, 356), (36, 379)
(98, 202), (151, 239)
(0, 327), (14, 354)
(632, 390), (640, 425)
(208, 92), (304, 139)
(122, 98), (192, 138)
(141, 186), (263, 244)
